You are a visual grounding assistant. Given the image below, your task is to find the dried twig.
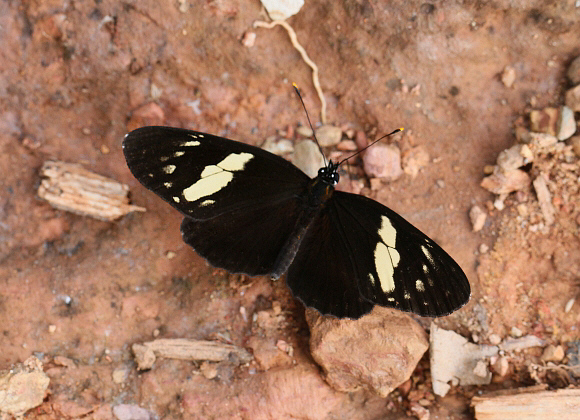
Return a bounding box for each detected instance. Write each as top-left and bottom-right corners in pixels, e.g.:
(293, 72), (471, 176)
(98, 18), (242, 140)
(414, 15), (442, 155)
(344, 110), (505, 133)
(253, 19), (327, 124)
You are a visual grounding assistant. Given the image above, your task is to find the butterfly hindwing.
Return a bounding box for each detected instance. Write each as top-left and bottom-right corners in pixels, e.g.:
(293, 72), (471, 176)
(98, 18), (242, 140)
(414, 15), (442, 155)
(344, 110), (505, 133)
(287, 191), (470, 318)
(180, 195), (304, 276)
(123, 126), (310, 220)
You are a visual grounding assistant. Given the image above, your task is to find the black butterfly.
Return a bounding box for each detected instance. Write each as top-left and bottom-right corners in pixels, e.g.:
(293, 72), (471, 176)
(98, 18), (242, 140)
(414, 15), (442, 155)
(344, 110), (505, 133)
(123, 126), (470, 318)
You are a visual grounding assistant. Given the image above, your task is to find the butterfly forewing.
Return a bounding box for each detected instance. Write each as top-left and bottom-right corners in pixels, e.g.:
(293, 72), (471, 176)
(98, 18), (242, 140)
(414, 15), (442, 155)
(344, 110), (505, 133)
(123, 126), (309, 220)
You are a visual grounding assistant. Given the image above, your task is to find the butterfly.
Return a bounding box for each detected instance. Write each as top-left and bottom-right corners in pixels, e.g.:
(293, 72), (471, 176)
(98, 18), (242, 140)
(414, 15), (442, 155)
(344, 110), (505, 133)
(122, 126), (470, 319)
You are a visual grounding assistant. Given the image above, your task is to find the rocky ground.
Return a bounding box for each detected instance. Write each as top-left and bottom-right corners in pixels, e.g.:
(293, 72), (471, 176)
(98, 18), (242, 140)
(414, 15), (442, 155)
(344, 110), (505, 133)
(0, 1), (579, 419)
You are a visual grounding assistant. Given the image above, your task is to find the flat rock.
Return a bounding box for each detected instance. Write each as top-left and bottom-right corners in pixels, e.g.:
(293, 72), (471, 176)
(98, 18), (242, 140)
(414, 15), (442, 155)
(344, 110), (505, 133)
(557, 106), (576, 140)
(567, 55), (580, 85)
(307, 307), (428, 397)
(430, 323), (498, 397)
(530, 107), (559, 136)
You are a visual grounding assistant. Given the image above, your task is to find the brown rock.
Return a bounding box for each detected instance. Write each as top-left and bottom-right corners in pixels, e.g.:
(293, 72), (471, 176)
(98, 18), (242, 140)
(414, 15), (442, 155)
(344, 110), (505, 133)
(567, 55), (580, 85)
(480, 169), (531, 194)
(566, 85), (580, 111)
(307, 307), (428, 397)
(570, 136), (580, 157)
(363, 144), (403, 180)
(530, 108), (559, 136)
(541, 345), (565, 363)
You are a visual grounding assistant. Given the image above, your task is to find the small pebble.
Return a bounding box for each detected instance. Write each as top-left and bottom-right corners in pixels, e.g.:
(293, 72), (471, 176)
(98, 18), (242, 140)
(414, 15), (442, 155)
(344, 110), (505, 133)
(492, 356), (509, 377)
(315, 125), (342, 147)
(263, 136), (294, 155)
(493, 198), (505, 211)
(473, 360), (489, 378)
(296, 125), (313, 137)
(489, 334), (502, 345)
(530, 107), (559, 136)
(292, 140), (324, 178)
(557, 106), (576, 140)
(241, 31), (256, 47)
(479, 243), (489, 254)
(541, 345), (565, 363)
(510, 326), (523, 338)
(565, 298), (575, 313)
(529, 132), (558, 148)
(567, 55), (580, 85)
(436, 179), (445, 188)
(48, 325), (57, 334)
(501, 65), (516, 88)
(565, 85), (580, 112)
(570, 136), (580, 157)
(200, 361), (218, 380)
(469, 205), (487, 232)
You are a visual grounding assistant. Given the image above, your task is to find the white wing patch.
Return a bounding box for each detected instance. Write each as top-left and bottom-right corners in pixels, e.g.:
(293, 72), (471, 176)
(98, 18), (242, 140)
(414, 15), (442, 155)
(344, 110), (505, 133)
(182, 152), (254, 202)
(163, 165), (176, 174)
(200, 199), (215, 207)
(416, 280), (425, 292)
(373, 216), (400, 293)
(181, 140), (200, 147)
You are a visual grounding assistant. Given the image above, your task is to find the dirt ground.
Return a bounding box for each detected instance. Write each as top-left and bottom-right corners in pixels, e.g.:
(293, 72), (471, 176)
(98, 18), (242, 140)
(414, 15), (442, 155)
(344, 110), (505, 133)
(1, 1), (579, 419)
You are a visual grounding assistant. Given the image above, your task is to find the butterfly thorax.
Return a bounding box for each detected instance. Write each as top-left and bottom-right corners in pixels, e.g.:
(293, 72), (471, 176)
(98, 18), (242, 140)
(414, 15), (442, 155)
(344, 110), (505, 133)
(304, 160), (339, 208)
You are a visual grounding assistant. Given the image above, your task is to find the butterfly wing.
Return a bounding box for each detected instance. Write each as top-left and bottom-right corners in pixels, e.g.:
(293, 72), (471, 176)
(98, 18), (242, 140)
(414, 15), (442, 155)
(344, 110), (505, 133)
(287, 191), (470, 318)
(123, 126), (310, 221)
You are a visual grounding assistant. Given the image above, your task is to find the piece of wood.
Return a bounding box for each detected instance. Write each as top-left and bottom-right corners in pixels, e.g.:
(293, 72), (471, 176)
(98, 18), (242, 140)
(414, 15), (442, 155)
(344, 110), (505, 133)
(132, 338), (253, 370)
(38, 160), (145, 221)
(472, 387), (580, 419)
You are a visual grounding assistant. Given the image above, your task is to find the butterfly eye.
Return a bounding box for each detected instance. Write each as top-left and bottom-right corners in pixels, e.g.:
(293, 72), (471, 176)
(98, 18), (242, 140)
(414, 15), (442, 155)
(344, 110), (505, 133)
(332, 173), (339, 184)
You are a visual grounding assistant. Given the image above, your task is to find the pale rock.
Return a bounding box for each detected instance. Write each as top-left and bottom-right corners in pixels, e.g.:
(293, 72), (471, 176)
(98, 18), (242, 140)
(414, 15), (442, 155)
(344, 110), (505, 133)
(557, 106), (576, 140)
(567, 55), (580, 85)
(541, 345), (565, 363)
(481, 169), (531, 194)
(292, 140), (325, 178)
(261, 0), (304, 20)
(363, 144), (403, 180)
(308, 307), (428, 397)
(469, 205), (487, 232)
(402, 146), (430, 177)
(501, 65), (516, 88)
(315, 124), (342, 147)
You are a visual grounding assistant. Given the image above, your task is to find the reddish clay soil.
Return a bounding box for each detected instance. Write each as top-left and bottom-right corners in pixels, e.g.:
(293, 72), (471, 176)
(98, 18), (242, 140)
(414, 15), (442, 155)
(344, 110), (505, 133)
(1, 1), (579, 419)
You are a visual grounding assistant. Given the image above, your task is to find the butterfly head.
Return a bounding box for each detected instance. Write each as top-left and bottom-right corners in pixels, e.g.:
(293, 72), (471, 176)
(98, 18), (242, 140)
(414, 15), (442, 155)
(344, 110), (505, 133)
(318, 160), (340, 185)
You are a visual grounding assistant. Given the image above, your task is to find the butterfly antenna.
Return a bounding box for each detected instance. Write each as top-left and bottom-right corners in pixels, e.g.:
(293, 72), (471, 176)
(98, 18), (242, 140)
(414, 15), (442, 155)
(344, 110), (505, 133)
(293, 83), (327, 165)
(338, 128), (404, 166)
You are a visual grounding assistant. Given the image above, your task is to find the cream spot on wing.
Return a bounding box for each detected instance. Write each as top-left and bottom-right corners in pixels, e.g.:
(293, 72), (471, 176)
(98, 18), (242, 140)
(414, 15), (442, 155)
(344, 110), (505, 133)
(173, 196), (180, 203)
(368, 273), (376, 286)
(200, 199), (215, 207)
(422, 264), (428, 273)
(416, 280), (425, 292)
(377, 216), (397, 248)
(404, 292), (411, 299)
(160, 156), (169, 162)
(188, 134), (198, 138)
(182, 152), (254, 202)
(163, 165), (176, 174)
(174, 151), (185, 157)
(198, 134), (204, 138)
(374, 243), (395, 293)
(388, 297), (395, 302)
(148, 173), (154, 178)
(181, 140), (200, 146)
(200, 165), (222, 178)
(183, 171), (233, 202)
(164, 182), (172, 188)
(421, 245), (435, 264)
(428, 278), (434, 287)
(217, 152), (253, 171)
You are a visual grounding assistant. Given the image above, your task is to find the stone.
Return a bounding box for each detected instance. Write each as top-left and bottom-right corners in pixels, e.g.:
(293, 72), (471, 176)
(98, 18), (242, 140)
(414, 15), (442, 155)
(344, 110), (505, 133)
(557, 106), (576, 140)
(469, 205), (487, 232)
(567, 55), (580, 85)
(501, 65), (516, 88)
(315, 124), (342, 147)
(565, 85), (580, 112)
(307, 307), (428, 397)
(402, 146), (430, 178)
(530, 108), (559, 136)
(292, 140), (325, 178)
(430, 324), (498, 397)
(541, 345), (565, 363)
(363, 144), (403, 180)
(480, 169), (531, 194)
